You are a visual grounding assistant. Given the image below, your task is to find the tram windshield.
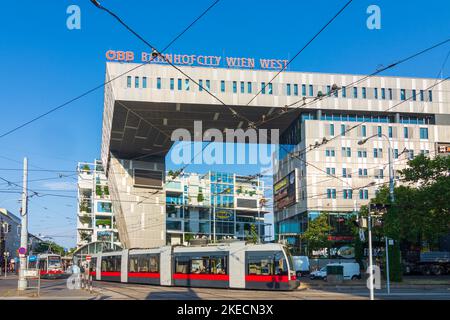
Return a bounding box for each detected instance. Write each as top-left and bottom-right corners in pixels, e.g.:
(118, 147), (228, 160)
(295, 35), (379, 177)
(48, 256), (61, 268)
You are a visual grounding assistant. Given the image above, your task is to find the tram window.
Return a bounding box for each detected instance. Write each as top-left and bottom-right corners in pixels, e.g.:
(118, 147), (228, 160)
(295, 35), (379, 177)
(274, 252), (288, 276)
(91, 258), (97, 272)
(130, 254), (159, 273)
(102, 256), (121, 272)
(191, 257), (210, 274)
(175, 258), (189, 274)
(248, 257), (273, 275)
(210, 257), (227, 275)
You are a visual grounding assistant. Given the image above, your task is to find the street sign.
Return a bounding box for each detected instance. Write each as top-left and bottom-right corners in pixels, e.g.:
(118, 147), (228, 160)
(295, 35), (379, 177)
(359, 229), (366, 242)
(23, 269), (39, 278)
(29, 255), (37, 262)
(18, 247), (27, 255)
(86, 255), (91, 262)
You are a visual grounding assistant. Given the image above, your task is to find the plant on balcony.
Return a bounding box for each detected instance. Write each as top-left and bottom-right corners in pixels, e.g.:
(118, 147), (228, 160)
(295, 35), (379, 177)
(80, 231), (91, 241)
(79, 202), (90, 213)
(96, 185), (102, 197)
(79, 215), (91, 226)
(197, 188), (204, 203)
(104, 186), (110, 196)
(82, 164), (90, 173)
(96, 219), (111, 227)
(236, 186), (243, 194)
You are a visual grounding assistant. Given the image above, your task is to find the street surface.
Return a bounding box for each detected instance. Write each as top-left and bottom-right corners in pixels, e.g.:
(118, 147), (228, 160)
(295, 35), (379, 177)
(0, 274), (449, 300)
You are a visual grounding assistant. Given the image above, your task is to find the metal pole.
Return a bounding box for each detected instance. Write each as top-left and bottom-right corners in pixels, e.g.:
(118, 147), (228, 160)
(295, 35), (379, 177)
(213, 195), (216, 243)
(18, 157), (28, 291)
(386, 136), (393, 295)
(368, 213), (374, 300)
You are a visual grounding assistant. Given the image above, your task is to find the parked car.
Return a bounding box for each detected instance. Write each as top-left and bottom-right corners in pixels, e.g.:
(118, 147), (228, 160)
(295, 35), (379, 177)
(310, 266), (327, 280)
(292, 256), (310, 278)
(310, 263), (361, 281)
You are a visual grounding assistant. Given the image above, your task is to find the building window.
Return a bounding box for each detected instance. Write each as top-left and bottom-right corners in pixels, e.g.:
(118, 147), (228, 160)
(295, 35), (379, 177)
(327, 189), (337, 199)
(342, 86), (347, 98)
(309, 85), (314, 97)
(420, 128), (428, 139)
(156, 77), (161, 89)
(330, 124), (335, 136)
(268, 83), (273, 95)
(428, 90), (433, 102)
(374, 88), (378, 99)
(170, 78), (175, 90)
(294, 84), (298, 96)
(343, 189), (353, 199)
(359, 189), (369, 200)
(185, 79), (190, 91)
(381, 88), (386, 100)
(261, 82), (266, 94)
(412, 89), (417, 101)
(400, 89), (406, 101)
(377, 126), (382, 137)
(302, 84), (306, 96)
(240, 81), (245, 94)
(127, 76), (132, 88)
(199, 79), (203, 92)
(394, 149), (399, 159)
(135, 77), (139, 88)
(327, 85), (331, 96)
(358, 168), (368, 177)
(420, 90), (424, 101)
(388, 126), (393, 138)
(247, 82), (252, 93)
(362, 87), (367, 99)
(404, 127), (409, 139)
(408, 149), (415, 160)
(373, 148), (382, 158)
(206, 80), (211, 91)
(178, 78), (182, 90)
(357, 149), (367, 158)
(221, 80), (226, 92)
(325, 149), (335, 157)
(233, 81), (237, 93)
(375, 169), (384, 179)
(142, 77), (147, 88)
(388, 88), (393, 100)
(342, 168), (352, 178)
(353, 87), (358, 98)
(362, 125), (367, 137)
(341, 124), (346, 136)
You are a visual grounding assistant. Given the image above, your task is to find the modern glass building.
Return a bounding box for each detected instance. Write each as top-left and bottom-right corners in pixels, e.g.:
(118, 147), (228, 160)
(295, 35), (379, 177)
(165, 171), (270, 245)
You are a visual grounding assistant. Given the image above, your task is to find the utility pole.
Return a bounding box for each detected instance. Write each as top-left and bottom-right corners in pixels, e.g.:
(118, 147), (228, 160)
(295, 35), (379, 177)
(18, 157), (28, 291)
(368, 212), (374, 301)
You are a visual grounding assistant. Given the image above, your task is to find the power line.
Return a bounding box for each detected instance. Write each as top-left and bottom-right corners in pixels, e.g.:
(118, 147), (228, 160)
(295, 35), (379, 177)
(0, 0), (220, 140)
(254, 38), (450, 128)
(246, 0), (354, 106)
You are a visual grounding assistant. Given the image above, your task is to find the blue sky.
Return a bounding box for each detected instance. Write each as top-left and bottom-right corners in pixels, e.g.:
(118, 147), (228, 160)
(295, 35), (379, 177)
(0, 0), (449, 248)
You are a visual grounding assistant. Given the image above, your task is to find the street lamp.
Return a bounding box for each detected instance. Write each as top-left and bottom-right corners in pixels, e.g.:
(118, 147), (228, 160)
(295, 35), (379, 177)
(358, 133), (393, 295)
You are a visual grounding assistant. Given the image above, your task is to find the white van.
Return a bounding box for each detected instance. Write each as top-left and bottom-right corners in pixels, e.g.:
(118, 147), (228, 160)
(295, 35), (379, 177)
(328, 262), (361, 280)
(310, 262), (361, 281)
(292, 256), (310, 277)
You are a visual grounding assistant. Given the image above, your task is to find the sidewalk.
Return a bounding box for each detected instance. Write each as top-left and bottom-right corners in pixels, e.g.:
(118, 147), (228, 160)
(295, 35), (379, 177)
(0, 274), (99, 300)
(299, 275), (450, 290)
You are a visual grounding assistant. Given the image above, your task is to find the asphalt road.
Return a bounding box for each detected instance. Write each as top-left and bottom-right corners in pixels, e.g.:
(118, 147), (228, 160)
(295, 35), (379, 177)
(1, 275), (449, 300)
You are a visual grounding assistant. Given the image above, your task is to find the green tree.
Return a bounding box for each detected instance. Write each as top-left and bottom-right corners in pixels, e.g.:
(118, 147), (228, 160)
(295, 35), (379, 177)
(301, 213), (332, 256)
(249, 224), (259, 244)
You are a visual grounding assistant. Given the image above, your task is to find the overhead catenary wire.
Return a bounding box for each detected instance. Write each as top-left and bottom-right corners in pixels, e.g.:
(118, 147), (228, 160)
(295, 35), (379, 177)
(0, 0), (221, 140)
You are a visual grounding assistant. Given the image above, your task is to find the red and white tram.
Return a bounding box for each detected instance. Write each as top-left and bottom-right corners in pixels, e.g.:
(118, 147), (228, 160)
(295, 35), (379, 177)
(90, 242), (300, 291)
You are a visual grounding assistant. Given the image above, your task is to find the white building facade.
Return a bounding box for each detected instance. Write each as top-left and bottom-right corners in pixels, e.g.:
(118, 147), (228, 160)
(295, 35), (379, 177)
(76, 160), (120, 248)
(99, 61), (450, 250)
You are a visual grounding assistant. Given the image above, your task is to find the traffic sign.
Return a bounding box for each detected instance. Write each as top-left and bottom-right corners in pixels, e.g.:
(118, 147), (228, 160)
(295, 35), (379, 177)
(86, 255), (91, 262)
(18, 247), (27, 255)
